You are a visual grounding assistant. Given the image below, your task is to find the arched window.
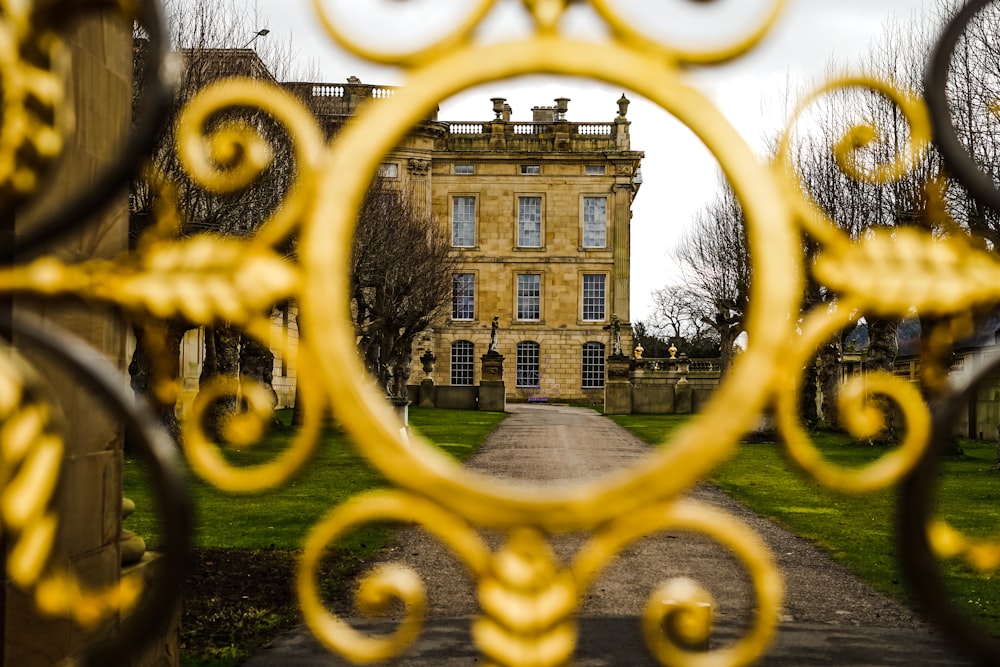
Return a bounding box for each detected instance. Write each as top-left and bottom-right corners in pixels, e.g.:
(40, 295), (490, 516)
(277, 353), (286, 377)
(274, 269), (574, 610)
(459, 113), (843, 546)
(451, 341), (475, 385)
(582, 342), (605, 388)
(516, 341), (540, 388)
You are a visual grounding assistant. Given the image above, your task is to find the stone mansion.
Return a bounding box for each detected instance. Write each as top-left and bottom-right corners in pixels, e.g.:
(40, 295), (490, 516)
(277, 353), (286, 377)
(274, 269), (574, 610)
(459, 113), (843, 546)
(286, 80), (643, 402)
(175, 65), (644, 407)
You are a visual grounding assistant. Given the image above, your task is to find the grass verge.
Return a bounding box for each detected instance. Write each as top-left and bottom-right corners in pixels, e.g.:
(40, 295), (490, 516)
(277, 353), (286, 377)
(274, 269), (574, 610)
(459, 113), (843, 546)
(607, 413), (1000, 636)
(123, 406), (506, 667)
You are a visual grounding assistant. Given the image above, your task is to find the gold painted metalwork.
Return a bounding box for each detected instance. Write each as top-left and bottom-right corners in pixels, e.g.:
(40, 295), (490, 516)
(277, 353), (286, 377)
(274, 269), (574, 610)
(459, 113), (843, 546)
(303, 2), (798, 664)
(2, 0), (1000, 663)
(0, 345), (144, 628)
(0, 0), (65, 203)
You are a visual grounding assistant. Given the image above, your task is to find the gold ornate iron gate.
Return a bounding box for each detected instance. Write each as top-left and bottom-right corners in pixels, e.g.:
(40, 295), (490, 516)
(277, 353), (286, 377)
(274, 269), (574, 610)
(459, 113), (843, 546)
(1, 0), (999, 664)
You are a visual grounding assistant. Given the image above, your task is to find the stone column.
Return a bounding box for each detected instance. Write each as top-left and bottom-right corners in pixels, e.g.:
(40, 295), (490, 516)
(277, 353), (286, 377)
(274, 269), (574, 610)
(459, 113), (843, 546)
(407, 157), (432, 217)
(479, 352), (506, 412)
(611, 182), (634, 322)
(604, 354), (632, 415)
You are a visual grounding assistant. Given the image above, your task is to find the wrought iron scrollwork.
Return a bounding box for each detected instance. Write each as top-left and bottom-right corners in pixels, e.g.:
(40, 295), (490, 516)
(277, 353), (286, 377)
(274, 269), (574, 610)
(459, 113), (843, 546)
(901, 350), (1000, 664)
(0, 313), (191, 667)
(897, 1), (1000, 662)
(13, 0), (175, 255)
(925, 0), (1000, 215)
(4, 0), (1000, 663)
(302, 2), (799, 664)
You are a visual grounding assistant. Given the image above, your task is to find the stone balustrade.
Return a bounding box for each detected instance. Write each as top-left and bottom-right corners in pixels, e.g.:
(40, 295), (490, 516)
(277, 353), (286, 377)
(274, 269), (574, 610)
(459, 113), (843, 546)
(285, 81), (401, 117)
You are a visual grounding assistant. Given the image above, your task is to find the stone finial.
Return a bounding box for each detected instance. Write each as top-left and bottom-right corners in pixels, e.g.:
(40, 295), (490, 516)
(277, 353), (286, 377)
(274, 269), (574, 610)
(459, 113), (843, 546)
(633, 342), (644, 359)
(420, 349), (436, 374)
(668, 343), (677, 359)
(617, 93), (630, 119)
(554, 97), (570, 120)
(491, 97), (506, 120)
(347, 75), (361, 84)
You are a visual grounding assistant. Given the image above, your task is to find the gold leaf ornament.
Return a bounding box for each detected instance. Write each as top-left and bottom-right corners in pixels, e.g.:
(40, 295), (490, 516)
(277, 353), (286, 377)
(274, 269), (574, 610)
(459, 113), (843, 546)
(473, 529), (578, 667)
(814, 228), (1000, 317)
(0, 236), (300, 326)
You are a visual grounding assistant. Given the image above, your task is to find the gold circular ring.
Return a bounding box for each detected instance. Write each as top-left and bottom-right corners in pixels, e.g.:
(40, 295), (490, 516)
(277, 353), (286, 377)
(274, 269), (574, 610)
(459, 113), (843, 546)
(302, 34), (801, 531)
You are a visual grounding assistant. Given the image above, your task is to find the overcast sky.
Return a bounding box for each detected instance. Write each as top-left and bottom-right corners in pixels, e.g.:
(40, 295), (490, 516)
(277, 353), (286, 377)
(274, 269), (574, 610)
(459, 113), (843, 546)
(250, 0), (942, 321)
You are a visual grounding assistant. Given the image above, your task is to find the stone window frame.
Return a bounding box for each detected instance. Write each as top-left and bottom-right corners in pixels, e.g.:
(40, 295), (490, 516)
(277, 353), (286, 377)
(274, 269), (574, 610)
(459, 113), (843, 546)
(515, 273), (542, 322)
(451, 340), (475, 385)
(515, 193), (545, 249)
(516, 341), (541, 388)
(378, 161), (399, 178)
(451, 272), (476, 321)
(520, 164), (541, 175)
(455, 163), (474, 175)
(585, 164), (606, 176)
(451, 194), (478, 248)
(582, 341), (606, 388)
(580, 273), (607, 322)
(581, 194), (609, 249)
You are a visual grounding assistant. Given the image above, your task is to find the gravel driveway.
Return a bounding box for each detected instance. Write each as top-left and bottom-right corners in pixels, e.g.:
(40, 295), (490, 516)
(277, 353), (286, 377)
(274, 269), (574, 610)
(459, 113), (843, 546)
(246, 404), (975, 666)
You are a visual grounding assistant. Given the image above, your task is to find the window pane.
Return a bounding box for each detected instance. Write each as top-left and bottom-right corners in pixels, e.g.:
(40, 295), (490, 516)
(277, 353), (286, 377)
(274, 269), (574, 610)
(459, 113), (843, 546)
(582, 342), (605, 388)
(451, 341), (475, 385)
(582, 274), (605, 321)
(583, 197), (607, 248)
(585, 165), (605, 175)
(452, 196), (475, 247)
(455, 164), (474, 174)
(517, 274), (541, 320)
(517, 196), (542, 247)
(378, 162), (399, 177)
(452, 273), (475, 320)
(521, 164), (540, 175)
(516, 342), (540, 388)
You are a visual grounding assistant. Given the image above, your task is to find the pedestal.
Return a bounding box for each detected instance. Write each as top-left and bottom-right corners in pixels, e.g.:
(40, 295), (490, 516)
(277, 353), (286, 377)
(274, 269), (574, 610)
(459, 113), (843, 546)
(604, 354), (633, 415)
(479, 352), (506, 412)
(418, 378), (435, 408)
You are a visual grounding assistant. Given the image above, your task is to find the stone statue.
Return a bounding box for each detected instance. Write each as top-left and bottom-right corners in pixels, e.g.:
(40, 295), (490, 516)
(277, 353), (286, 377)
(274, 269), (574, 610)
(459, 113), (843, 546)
(489, 315), (499, 353)
(611, 314), (622, 356)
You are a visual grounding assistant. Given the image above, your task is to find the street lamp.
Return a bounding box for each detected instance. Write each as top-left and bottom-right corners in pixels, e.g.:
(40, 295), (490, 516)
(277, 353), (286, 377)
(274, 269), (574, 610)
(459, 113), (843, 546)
(242, 28), (270, 49)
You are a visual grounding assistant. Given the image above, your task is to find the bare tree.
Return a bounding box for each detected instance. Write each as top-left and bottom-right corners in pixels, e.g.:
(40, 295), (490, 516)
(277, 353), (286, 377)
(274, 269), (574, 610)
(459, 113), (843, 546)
(672, 180), (750, 372)
(631, 320), (672, 358)
(647, 284), (720, 357)
(785, 1), (991, 441)
(129, 0), (316, 439)
(351, 178), (455, 399)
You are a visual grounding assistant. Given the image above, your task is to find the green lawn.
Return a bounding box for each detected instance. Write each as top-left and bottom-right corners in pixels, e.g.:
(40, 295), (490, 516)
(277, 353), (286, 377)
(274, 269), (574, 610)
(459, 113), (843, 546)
(608, 413), (1000, 636)
(124, 407), (506, 549)
(122, 406), (506, 666)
